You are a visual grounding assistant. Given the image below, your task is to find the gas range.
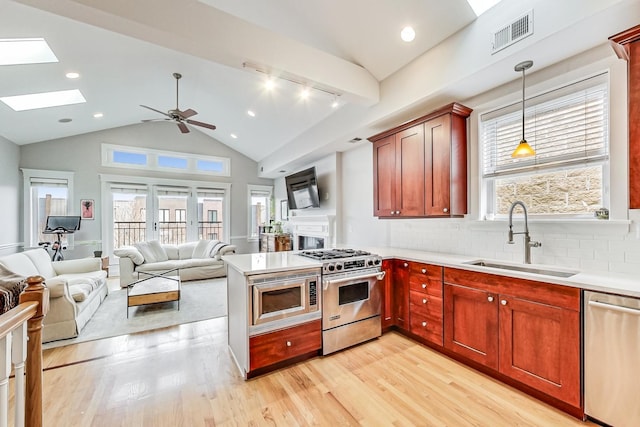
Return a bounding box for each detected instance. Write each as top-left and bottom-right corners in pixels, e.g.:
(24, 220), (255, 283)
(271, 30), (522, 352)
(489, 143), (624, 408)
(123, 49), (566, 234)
(299, 248), (381, 275)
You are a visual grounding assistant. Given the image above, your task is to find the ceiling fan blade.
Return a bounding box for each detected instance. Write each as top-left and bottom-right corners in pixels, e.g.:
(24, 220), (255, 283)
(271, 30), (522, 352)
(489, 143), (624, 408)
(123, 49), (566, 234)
(142, 118), (170, 122)
(177, 122), (190, 133)
(181, 108), (197, 118)
(140, 104), (170, 117)
(186, 119), (216, 130)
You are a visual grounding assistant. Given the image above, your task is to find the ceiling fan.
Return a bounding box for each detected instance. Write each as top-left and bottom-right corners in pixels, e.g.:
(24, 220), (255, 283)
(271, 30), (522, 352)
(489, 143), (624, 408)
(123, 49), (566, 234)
(140, 72), (216, 134)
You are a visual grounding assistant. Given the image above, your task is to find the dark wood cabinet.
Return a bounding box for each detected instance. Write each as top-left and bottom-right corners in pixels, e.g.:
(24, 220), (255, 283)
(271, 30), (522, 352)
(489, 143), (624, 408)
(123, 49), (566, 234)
(610, 25), (640, 208)
(381, 259), (394, 330)
(369, 102), (472, 218)
(407, 262), (443, 346)
(443, 268), (581, 408)
(249, 320), (321, 372)
(393, 259), (410, 330)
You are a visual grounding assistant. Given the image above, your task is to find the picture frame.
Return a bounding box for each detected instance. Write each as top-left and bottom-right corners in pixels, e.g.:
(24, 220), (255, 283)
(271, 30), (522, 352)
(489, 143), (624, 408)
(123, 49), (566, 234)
(280, 200), (289, 221)
(81, 199), (95, 220)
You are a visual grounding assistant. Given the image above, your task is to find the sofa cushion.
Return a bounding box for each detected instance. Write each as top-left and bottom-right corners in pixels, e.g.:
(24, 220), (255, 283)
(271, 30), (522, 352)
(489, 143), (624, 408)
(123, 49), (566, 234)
(69, 283), (92, 302)
(113, 246), (145, 265)
(23, 249), (58, 278)
(192, 239), (215, 259)
(135, 240), (168, 263)
(163, 245), (179, 260)
(0, 252), (41, 278)
(178, 242), (197, 260)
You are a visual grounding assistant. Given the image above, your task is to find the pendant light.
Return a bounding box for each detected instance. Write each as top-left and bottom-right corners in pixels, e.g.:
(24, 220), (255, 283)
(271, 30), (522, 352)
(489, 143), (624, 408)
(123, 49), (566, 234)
(512, 60), (535, 158)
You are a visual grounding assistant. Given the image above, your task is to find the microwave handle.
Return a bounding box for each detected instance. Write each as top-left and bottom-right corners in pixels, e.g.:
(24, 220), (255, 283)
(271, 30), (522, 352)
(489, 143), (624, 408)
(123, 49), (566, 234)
(323, 271), (385, 287)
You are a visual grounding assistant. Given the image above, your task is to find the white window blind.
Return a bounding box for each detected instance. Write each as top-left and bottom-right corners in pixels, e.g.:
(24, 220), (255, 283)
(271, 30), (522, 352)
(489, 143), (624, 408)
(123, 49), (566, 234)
(481, 74), (608, 178)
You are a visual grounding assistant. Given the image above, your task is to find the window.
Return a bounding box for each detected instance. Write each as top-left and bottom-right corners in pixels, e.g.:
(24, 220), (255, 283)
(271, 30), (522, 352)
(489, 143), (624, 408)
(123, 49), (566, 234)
(176, 209), (186, 222)
(207, 210), (218, 222)
(158, 209), (170, 222)
(21, 169), (74, 247)
(481, 73), (609, 218)
(197, 189), (225, 241)
(248, 185), (273, 240)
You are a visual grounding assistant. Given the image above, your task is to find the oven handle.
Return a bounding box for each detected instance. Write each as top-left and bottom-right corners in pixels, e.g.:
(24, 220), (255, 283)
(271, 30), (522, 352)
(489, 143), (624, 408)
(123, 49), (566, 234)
(323, 270), (385, 286)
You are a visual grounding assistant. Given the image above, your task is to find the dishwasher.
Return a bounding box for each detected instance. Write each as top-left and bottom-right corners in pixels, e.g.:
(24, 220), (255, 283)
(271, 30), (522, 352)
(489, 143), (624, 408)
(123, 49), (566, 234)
(584, 290), (640, 427)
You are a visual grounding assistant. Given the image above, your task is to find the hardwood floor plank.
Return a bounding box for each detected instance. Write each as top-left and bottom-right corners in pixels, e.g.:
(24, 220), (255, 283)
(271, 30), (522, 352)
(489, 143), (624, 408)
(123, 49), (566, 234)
(9, 316), (598, 426)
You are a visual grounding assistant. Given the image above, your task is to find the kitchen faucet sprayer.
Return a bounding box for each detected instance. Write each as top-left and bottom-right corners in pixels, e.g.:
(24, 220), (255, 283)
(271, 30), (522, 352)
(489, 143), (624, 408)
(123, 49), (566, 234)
(507, 201), (541, 264)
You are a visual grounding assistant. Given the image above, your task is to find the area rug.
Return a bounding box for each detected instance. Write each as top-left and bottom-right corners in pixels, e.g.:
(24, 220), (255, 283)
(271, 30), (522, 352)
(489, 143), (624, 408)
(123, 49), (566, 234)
(43, 278), (227, 349)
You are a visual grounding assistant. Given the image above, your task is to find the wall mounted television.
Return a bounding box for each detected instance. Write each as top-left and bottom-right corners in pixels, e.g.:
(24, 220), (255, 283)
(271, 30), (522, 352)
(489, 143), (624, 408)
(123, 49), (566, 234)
(285, 166), (320, 209)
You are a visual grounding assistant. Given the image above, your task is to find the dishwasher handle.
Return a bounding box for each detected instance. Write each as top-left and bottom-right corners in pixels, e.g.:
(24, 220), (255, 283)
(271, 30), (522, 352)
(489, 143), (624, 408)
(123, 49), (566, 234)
(588, 300), (640, 316)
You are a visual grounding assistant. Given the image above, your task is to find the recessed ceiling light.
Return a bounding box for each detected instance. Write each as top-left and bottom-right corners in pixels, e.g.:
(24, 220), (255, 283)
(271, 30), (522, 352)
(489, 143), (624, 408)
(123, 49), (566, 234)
(0, 38), (58, 66)
(93, 112), (103, 118)
(66, 72), (80, 79)
(247, 110), (255, 117)
(401, 26), (416, 42)
(466, 0), (503, 16)
(264, 78), (275, 91)
(300, 88), (310, 99)
(0, 89), (86, 111)
(58, 118), (72, 123)
(230, 133), (238, 139)
(331, 98), (340, 109)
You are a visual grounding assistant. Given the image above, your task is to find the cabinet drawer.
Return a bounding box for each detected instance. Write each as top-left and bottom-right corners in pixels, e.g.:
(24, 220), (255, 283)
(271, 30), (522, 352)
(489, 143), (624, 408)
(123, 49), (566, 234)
(249, 320), (321, 371)
(409, 291), (443, 318)
(408, 262), (443, 279)
(409, 312), (443, 346)
(409, 275), (443, 297)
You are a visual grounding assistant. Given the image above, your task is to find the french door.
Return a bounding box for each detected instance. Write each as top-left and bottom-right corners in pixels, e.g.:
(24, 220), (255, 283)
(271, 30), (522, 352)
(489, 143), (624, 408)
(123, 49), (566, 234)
(106, 179), (228, 253)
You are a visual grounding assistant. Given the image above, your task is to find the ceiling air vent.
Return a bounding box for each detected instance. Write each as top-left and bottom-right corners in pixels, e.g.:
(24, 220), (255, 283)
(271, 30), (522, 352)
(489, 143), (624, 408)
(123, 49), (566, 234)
(491, 10), (533, 54)
(347, 137), (363, 143)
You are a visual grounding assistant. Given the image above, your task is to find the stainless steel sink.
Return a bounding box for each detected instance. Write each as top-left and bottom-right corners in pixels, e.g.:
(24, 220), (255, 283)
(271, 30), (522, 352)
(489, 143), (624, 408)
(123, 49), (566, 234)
(465, 260), (577, 278)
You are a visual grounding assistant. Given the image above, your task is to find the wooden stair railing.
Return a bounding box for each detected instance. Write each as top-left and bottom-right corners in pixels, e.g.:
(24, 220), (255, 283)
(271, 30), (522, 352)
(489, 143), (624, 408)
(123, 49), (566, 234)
(0, 276), (49, 427)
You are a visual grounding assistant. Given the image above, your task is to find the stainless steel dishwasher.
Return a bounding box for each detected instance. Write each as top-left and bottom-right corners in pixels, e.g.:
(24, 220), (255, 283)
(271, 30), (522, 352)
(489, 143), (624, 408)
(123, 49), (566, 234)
(584, 290), (640, 427)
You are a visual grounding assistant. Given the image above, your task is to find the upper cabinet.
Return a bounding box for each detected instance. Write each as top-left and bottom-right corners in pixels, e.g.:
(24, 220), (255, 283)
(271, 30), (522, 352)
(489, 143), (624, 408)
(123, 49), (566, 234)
(369, 103), (472, 218)
(610, 25), (640, 208)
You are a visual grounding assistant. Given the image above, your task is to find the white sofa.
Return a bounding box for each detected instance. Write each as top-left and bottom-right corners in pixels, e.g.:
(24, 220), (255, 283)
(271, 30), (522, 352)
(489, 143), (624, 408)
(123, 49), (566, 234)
(114, 239), (236, 288)
(0, 248), (108, 343)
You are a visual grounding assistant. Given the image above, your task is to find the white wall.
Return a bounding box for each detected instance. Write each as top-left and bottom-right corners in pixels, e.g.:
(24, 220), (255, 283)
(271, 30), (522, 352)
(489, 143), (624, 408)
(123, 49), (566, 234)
(0, 136), (21, 254)
(341, 45), (640, 275)
(19, 122), (272, 255)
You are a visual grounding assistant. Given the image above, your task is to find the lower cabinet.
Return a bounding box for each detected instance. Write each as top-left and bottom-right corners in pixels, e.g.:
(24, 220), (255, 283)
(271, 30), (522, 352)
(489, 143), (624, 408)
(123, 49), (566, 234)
(381, 259), (395, 330)
(249, 320), (321, 372)
(407, 262), (443, 346)
(393, 260), (410, 330)
(443, 268), (581, 409)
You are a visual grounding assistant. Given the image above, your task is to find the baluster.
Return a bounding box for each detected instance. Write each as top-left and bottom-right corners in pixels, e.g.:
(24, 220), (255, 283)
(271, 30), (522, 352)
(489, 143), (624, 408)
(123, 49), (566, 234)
(1, 332), (11, 427)
(12, 322), (27, 427)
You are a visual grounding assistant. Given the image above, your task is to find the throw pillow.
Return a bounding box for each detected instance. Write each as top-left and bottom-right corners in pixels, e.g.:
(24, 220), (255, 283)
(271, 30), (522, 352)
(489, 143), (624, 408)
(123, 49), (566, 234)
(113, 247), (145, 265)
(134, 240), (168, 263)
(192, 239), (214, 259)
(210, 241), (229, 259)
(68, 283), (92, 302)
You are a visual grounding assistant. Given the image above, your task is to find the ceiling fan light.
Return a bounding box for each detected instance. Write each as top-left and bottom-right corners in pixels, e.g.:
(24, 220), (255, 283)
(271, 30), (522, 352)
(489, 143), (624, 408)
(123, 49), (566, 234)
(511, 140), (535, 158)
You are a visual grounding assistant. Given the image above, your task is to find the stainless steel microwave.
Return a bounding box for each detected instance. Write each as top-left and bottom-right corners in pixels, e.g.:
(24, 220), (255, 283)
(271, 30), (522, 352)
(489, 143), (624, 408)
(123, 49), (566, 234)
(249, 269), (320, 326)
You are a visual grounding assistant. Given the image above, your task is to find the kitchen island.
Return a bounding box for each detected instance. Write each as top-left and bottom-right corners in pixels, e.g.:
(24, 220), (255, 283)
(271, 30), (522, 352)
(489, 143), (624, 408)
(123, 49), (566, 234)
(224, 252), (322, 378)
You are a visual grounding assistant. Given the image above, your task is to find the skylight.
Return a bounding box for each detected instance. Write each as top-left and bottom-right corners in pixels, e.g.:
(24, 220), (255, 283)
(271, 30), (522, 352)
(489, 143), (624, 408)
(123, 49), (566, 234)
(466, 0), (503, 16)
(0, 38), (58, 65)
(0, 89), (86, 111)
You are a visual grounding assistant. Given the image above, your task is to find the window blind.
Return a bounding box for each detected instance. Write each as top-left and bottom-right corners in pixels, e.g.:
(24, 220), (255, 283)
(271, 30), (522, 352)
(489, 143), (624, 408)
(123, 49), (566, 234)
(30, 177), (68, 188)
(481, 74), (609, 178)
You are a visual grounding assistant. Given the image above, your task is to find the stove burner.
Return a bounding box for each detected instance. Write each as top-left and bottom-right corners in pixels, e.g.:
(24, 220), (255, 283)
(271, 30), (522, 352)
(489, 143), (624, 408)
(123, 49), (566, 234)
(300, 249), (371, 260)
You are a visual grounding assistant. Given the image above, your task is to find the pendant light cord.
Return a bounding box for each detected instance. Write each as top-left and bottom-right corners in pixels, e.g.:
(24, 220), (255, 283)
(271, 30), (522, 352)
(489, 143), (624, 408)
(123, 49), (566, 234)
(521, 68), (525, 141)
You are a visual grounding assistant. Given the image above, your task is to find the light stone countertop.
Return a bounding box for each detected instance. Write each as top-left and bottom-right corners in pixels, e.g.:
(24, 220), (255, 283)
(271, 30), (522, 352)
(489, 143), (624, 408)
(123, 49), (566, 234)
(224, 246), (640, 299)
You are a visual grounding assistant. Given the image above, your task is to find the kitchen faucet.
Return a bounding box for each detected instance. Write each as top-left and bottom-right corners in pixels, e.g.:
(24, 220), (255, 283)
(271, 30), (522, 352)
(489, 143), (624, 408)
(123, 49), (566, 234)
(508, 201), (541, 264)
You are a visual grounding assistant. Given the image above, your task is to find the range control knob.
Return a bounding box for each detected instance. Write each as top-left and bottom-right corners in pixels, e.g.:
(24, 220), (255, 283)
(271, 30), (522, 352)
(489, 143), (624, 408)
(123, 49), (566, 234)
(374, 258), (381, 265)
(336, 263), (343, 271)
(367, 259), (374, 266)
(327, 264), (335, 272)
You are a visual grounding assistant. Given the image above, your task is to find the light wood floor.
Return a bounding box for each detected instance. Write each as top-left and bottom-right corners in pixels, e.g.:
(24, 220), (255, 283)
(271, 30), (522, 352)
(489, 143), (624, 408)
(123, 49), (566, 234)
(27, 314), (599, 427)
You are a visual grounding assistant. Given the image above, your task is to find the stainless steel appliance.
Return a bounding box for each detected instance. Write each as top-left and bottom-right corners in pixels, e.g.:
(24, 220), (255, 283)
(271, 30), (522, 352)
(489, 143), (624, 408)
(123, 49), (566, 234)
(249, 268), (321, 334)
(585, 290), (640, 427)
(299, 249), (384, 355)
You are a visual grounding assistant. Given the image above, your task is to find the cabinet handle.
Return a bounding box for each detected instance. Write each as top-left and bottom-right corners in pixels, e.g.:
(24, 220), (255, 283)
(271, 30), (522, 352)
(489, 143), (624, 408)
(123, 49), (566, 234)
(421, 268), (427, 274)
(501, 300), (507, 306)
(422, 321), (427, 327)
(422, 298), (427, 304)
(286, 341), (292, 347)
(443, 208), (449, 213)
(487, 296), (494, 302)
(404, 263), (408, 268)
(421, 283), (427, 289)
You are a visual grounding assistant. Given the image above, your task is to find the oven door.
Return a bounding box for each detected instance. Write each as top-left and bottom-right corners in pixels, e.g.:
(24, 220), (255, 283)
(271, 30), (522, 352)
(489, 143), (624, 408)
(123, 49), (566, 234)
(252, 280), (309, 325)
(322, 269), (385, 330)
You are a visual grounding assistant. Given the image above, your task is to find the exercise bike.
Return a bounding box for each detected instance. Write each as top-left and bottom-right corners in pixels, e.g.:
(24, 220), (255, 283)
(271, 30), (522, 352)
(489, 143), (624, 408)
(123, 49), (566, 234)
(39, 216), (82, 262)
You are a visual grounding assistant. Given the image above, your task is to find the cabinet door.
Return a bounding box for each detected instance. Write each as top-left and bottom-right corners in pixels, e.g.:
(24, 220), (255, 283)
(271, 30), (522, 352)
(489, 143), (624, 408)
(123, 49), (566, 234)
(425, 114), (452, 216)
(249, 320), (322, 371)
(395, 125), (425, 217)
(381, 259), (394, 330)
(393, 260), (410, 330)
(499, 296), (581, 407)
(444, 284), (499, 370)
(373, 135), (396, 216)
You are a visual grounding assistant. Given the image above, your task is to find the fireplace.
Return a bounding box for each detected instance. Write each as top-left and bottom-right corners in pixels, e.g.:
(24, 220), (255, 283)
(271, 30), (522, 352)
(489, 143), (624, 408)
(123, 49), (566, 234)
(290, 215), (335, 251)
